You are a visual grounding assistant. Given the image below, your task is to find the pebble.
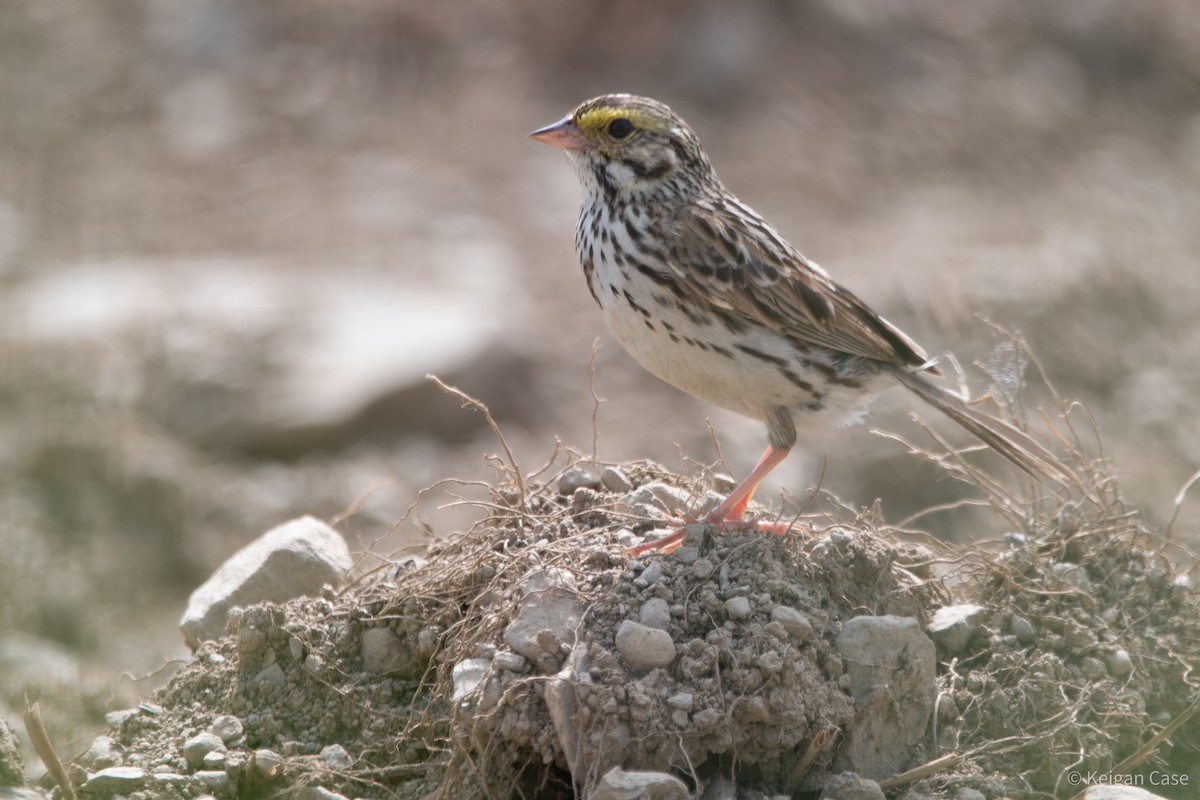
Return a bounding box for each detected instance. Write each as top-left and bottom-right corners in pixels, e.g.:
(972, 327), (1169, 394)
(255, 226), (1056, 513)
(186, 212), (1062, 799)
(320, 743), (353, 770)
(601, 466), (634, 493)
(492, 651), (529, 673)
(723, 596), (752, 621)
(452, 658), (492, 701)
(691, 558), (715, 579)
(196, 770), (231, 792)
(1010, 615), (1037, 644)
(182, 732), (226, 769)
(83, 766), (147, 793)
(104, 709), (139, 728)
(1105, 648), (1133, 678)
(926, 604), (986, 655)
(558, 468), (600, 495)
(254, 662), (286, 687)
(202, 750), (226, 769)
(590, 767), (689, 800)
(820, 772), (885, 800)
(639, 560), (664, 586)
(210, 715), (243, 744)
(770, 606), (814, 641)
(666, 692), (694, 711)
(253, 749), (284, 780)
(639, 598), (671, 631)
(300, 788), (352, 800)
(82, 735), (122, 769)
(614, 620), (676, 670)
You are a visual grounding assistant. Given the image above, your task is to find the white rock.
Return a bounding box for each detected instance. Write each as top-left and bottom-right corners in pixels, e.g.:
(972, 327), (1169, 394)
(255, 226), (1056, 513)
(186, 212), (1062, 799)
(81, 735), (122, 769)
(1083, 786), (1171, 800)
(254, 662), (286, 687)
(588, 767), (689, 800)
(770, 606), (815, 641)
(452, 658), (493, 701)
(319, 743), (353, 770)
(83, 766), (147, 793)
(210, 714), (243, 743)
(503, 570), (585, 664)
(1106, 648), (1134, 678)
(926, 604), (986, 655)
(299, 788), (352, 800)
(182, 731), (227, 769)
(196, 770), (231, 791)
(252, 748), (284, 780)
(614, 620), (676, 670)
(723, 596), (752, 621)
(180, 516), (352, 648)
(639, 598), (671, 631)
(835, 615), (936, 780)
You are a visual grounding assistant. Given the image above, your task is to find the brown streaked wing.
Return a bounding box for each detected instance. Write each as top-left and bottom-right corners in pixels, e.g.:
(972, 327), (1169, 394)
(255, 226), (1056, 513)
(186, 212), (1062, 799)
(670, 199), (932, 370)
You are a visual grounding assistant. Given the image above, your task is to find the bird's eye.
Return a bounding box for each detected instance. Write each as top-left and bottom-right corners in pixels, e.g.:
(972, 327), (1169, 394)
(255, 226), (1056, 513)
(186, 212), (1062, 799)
(607, 118), (634, 139)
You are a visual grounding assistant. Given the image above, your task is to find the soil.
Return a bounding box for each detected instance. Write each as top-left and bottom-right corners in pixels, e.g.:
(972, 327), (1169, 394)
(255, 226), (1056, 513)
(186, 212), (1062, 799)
(81, 449), (1200, 800)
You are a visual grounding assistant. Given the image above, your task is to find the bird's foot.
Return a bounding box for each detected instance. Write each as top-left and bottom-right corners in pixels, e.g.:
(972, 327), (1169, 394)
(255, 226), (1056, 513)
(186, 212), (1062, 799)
(623, 509), (797, 555)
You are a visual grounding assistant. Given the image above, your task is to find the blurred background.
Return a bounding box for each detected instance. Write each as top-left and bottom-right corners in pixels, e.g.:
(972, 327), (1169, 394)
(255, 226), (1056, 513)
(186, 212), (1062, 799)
(3, 0), (1200, 758)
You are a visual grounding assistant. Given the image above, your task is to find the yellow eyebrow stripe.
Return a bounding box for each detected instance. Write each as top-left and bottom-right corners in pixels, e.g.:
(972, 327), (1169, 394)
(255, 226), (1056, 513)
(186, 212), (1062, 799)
(575, 106), (671, 137)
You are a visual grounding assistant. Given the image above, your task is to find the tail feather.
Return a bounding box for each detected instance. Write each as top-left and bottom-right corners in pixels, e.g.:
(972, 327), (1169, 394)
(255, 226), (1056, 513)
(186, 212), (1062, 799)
(883, 365), (1075, 487)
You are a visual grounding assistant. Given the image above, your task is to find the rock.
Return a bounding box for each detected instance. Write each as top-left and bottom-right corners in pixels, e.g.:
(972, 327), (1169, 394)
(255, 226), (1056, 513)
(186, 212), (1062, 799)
(104, 708), (139, 728)
(723, 596), (752, 621)
(0, 720), (23, 786)
(589, 767), (690, 800)
(503, 570), (586, 666)
(82, 766), (147, 793)
(254, 662), (286, 687)
(819, 772), (885, 800)
(202, 750), (226, 769)
(614, 620), (676, 670)
(691, 558), (714, 579)
(360, 627), (422, 677)
(639, 598), (671, 631)
(210, 714), (243, 743)
(320, 744), (353, 770)
(452, 658), (493, 701)
(1082, 787), (1171, 800)
(666, 692), (694, 711)
(180, 516), (352, 648)
(955, 789), (986, 800)
(601, 467), (634, 493)
(1106, 648), (1133, 678)
(771, 606), (815, 641)
(835, 616), (936, 780)
(620, 482), (692, 516)
(700, 775), (737, 800)
(182, 732), (227, 769)
(638, 560), (664, 587)
(79, 735), (121, 770)
(196, 770), (231, 792)
(559, 468), (601, 495)
(299, 788), (352, 800)
(492, 651), (529, 673)
(252, 748), (284, 780)
(925, 604), (986, 655)
(1010, 614), (1037, 644)
(547, 644), (632, 781)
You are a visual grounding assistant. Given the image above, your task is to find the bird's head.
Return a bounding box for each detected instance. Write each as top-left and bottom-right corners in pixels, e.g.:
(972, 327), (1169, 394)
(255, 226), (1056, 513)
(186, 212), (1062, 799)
(530, 94), (714, 199)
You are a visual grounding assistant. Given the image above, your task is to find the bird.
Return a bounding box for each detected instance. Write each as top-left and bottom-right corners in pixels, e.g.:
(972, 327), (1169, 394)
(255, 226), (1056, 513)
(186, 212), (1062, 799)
(530, 93), (1072, 553)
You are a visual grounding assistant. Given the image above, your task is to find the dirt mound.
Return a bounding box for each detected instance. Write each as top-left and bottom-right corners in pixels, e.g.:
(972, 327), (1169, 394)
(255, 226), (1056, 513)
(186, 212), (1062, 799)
(75, 444), (1198, 800)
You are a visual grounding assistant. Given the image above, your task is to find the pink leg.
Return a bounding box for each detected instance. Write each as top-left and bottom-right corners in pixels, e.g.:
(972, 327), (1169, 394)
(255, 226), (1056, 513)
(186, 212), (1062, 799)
(625, 445), (792, 555)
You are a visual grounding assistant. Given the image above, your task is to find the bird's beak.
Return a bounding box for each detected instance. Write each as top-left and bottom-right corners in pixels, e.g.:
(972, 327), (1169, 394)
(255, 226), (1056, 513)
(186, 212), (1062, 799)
(529, 116), (588, 150)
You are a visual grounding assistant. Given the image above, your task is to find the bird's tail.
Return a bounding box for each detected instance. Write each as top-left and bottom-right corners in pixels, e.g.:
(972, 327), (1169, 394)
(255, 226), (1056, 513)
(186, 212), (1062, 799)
(883, 365), (1076, 487)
